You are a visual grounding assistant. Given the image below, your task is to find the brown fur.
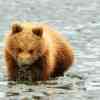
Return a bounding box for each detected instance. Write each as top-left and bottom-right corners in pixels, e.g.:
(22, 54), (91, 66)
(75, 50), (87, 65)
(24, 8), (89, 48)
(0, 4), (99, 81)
(4, 22), (74, 81)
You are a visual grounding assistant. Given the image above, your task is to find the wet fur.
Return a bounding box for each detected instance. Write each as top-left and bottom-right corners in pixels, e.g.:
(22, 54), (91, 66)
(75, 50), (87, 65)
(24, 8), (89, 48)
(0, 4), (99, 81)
(5, 22), (74, 81)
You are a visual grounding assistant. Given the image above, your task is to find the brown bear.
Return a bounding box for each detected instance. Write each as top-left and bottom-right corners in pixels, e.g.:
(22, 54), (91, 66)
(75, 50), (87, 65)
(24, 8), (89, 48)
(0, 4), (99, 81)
(4, 22), (74, 81)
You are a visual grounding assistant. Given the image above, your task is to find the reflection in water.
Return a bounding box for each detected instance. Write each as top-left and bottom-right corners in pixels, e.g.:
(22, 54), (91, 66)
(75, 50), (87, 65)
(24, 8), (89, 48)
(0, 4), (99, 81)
(0, 72), (85, 100)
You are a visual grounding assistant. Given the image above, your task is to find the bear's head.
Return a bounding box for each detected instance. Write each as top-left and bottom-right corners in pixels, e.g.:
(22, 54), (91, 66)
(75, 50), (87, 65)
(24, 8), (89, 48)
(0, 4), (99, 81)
(7, 22), (46, 67)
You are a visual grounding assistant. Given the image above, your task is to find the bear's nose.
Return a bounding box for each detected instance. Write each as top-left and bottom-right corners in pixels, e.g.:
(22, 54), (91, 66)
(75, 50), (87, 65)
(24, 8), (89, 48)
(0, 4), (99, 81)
(19, 58), (30, 65)
(18, 53), (32, 65)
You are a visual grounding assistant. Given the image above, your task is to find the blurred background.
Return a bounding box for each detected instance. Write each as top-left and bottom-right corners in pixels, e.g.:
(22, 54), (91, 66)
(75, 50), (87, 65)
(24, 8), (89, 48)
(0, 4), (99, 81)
(0, 0), (100, 100)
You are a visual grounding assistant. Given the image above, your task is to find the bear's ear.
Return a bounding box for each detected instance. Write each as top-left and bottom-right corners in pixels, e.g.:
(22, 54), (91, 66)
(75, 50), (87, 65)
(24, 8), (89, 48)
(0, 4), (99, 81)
(32, 27), (43, 37)
(11, 23), (22, 34)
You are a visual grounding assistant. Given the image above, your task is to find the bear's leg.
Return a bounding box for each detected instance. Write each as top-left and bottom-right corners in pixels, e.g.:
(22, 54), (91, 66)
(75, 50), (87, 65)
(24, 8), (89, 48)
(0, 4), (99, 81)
(52, 48), (74, 78)
(41, 55), (52, 81)
(5, 50), (17, 80)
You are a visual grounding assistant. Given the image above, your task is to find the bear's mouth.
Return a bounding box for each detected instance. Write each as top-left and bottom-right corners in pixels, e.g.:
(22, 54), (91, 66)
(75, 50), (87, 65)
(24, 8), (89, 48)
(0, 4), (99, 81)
(19, 64), (32, 67)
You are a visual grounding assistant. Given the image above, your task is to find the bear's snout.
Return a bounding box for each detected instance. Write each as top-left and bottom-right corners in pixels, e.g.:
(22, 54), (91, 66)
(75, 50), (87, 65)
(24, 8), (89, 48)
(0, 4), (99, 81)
(17, 52), (32, 66)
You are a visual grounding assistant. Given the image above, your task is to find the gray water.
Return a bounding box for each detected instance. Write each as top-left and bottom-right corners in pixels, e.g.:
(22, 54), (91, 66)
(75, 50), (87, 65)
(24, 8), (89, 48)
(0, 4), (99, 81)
(0, 0), (100, 100)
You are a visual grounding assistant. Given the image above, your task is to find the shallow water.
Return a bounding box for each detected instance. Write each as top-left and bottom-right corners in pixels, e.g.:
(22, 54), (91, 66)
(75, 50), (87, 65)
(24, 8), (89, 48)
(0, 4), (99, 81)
(0, 0), (100, 100)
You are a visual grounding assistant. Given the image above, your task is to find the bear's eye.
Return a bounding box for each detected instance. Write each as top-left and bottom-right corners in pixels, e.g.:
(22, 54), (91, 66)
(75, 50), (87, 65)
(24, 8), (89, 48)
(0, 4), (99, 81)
(29, 49), (33, 53)
(18, 48), (23, 52)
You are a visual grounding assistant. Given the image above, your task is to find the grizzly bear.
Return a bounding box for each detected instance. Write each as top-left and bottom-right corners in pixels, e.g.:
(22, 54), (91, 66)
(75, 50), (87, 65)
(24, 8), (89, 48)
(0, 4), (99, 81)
(4, 22), (74, 81)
